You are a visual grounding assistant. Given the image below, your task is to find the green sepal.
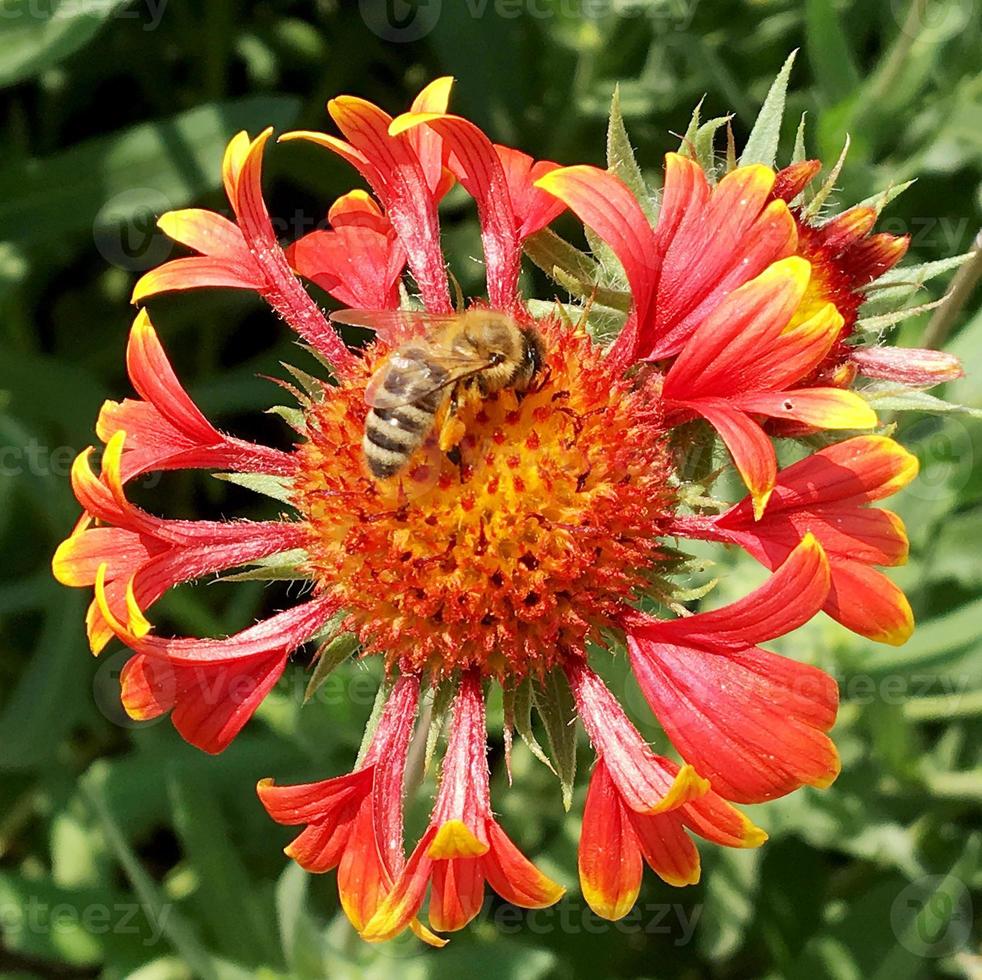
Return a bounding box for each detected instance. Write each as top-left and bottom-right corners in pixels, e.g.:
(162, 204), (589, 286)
(218, 549), (310, 583)
(304, 633), (359, 705)
(860, 383), (982, 418)
(532, 668), (578, 812)
(740, 50), (797, 168)
(508, 676), (556, 775)
(424, 677), (457, 775)
(607, 85), (658, 225)
(214, 472), (295, 505)
(803, 135), (851, 220)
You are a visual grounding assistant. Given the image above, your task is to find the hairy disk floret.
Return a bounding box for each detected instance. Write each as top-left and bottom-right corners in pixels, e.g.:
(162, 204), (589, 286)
(294, 319), (672, 677)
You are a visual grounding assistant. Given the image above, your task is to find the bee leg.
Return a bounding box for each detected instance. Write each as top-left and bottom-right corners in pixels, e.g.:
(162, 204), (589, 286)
(437, 388), (467, 454)
(438, 412), (467, 452)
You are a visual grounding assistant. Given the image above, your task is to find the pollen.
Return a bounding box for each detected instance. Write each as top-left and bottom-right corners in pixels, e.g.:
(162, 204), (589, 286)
(293, 319), (673, 678)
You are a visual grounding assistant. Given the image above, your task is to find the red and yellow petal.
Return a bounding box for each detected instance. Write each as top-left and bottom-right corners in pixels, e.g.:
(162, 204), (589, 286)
(664, 257), (812, 398)
(641, 534), (830, 653)
(734, 388), (878, 430)
(626, 809), (701, 887)
(579, 761), (643, 921)
(429, 859), (485, 933)
(481, 820), (566, 909)
(827, 559), (915, 645)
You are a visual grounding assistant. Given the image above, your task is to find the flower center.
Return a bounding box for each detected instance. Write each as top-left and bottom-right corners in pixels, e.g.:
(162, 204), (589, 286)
(293, 319), (672, 678)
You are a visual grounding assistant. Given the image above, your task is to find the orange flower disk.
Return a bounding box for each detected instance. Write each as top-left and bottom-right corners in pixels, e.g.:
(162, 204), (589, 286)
(294, 318), (672, 678)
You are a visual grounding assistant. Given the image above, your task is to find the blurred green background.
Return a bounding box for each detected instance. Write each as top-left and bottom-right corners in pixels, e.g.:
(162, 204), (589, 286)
(1, 0), (980, 977)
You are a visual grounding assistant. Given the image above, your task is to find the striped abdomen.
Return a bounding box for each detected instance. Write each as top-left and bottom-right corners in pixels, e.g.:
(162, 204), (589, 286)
(363, 349), (448, 478)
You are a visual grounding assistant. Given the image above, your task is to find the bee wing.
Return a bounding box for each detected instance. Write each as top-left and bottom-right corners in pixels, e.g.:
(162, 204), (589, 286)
(330, 308), (460, 346)
(364, 346), (498, 409)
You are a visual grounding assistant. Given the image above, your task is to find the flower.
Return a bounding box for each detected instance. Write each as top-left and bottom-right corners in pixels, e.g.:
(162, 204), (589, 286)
(358, 672), (565, 940)
(54, 75), (951, 942)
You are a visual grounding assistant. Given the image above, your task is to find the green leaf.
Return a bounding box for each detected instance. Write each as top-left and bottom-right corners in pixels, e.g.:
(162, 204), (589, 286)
(860, 383), (982, 418)
(532, 669), (577, 811)
(0, 0), (133, 89)
(805, 0), (861, 104)
(740, 50), (797, 167)
(303, 633), (359, 705)
(168, 767), (278, 964)
(0, 96), (300, 245)
(606, 86), (657, 224)
(80, 765), (222, 980)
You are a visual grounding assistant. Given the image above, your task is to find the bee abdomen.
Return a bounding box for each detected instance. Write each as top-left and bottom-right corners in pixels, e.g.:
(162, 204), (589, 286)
(363, 403), (435, 478)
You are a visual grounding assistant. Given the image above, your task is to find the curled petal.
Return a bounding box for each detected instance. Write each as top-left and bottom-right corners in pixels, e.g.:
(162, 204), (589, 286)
(849, 345), (965, 386)
(495, 144), (564, 239)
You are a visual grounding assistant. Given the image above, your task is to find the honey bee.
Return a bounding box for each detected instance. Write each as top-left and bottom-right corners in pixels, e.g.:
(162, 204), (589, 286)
(331, 308), (544, 479)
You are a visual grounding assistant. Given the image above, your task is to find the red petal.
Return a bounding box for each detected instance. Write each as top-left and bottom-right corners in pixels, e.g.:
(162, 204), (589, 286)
(126, 311), (222, 445)
(120, 649), (287, 752)
(495, 144), (565, 238)
(322, 96), (452, 313)
(638, 534), (830, 650)
(688, 401), (777, 517)
(287, 225), (405, 310)
(535, 165), (660, 368)
(651, 159), (797, 358)
(360, 826), (437, 942)
(338, 798), (397, 932)
(771, 160), (821, 201)
(628, 638), (840, 803)
(567, 660), (709, 813)
(720, 435), (919, 519)
(390, 112), (520, 310)
(429, 858), (486, 933)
